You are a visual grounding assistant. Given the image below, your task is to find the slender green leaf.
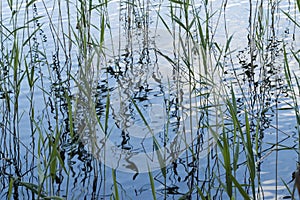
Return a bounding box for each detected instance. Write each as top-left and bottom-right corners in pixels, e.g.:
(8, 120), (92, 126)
(112, 169), (120, 200)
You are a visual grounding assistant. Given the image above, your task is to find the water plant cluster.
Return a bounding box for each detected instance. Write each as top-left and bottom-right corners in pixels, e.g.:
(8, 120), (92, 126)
(0, 0), (299, 199)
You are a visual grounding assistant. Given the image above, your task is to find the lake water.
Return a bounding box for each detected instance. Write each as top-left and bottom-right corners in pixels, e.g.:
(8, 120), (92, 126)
(0, 0), (299, 199)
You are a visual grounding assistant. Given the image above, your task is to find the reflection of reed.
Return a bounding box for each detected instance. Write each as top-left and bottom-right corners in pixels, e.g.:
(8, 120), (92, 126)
(223, 0), (296, 198)
(86, 13), (219, 175)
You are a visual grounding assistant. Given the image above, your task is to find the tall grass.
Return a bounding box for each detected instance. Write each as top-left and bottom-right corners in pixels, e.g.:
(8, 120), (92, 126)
(0, 0), (299, 199)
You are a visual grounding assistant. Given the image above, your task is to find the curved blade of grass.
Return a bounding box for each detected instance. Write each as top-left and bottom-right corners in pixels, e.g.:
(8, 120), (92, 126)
(282, 10), (300, 28)
(131, 98), (166, 177)
(196, 186), (209, 200)
(209, 126), (232, 198)
(230, 174), (251, 200)
(147, 164), (157, 200)
(281, 177), (294, 199)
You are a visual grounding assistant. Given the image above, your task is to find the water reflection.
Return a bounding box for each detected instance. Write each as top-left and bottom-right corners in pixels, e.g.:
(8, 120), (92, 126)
(221, 1), (298, 198)
(75, 25), (218, 174)
(0, 0), (299, 199)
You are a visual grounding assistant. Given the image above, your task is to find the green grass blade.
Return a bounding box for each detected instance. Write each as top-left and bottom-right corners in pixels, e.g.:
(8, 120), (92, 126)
(147, 164), (157, 200)
(112, 169), (120, 200)
(230, 174), (251, 200)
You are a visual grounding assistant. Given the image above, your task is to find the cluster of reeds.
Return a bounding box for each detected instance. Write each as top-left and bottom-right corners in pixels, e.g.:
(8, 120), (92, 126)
(0, 0), (299, 199)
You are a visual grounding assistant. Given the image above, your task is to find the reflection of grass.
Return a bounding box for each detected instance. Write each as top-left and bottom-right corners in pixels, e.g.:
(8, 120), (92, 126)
(0, 0), (299, 199)
(283, 40), (300, 198)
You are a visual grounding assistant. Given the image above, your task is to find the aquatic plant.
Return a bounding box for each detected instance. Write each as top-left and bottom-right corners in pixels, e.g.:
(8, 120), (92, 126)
(0, 0), (299, 199)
